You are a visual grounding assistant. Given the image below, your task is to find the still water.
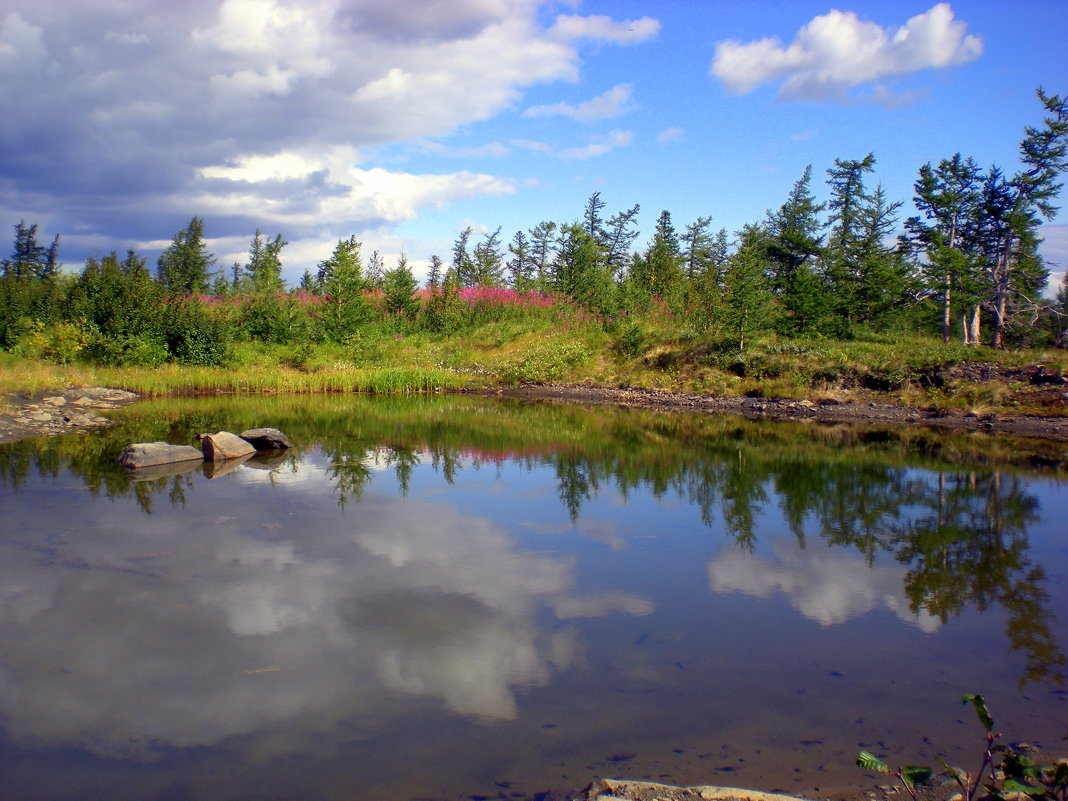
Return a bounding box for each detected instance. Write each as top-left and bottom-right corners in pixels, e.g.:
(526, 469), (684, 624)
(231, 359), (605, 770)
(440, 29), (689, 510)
(0, 395), (1065, 801)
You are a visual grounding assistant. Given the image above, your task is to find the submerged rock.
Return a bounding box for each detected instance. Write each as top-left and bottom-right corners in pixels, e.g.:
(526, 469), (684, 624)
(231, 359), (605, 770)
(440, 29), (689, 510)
(240, 427), (291, 450)
(199, 431), (256, 462)
(119, 442), (204, 469)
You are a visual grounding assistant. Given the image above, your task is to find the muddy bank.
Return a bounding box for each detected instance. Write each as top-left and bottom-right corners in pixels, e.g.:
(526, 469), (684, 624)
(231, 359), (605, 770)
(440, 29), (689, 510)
(492, 384), (1068, 442)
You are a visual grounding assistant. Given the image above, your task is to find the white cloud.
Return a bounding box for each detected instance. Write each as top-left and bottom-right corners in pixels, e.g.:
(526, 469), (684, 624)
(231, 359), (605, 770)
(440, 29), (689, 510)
(195, 146), (516, 228)
(0, 450), (656, 754)
(711, 3), (982, 106)
(550, 13), (660, 45)
(708, 539), (941, 632)
(559, 129), (632, 161)
(1041, 223), (1068, 298)
(511, 138), (555, 155)
(0, 0), (660, 278)
(414, 140), (512, 158)
(0, 11), (49, 69)
(656, 127), (685, 143)
(524, 82), (636, 121)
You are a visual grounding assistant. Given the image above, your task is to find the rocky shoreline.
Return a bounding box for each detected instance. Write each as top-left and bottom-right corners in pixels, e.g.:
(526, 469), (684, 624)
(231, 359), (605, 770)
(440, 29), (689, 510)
(3, 383), (1067, 446)
(496, 383), (1068, 442)
(0, 387), (142, 444)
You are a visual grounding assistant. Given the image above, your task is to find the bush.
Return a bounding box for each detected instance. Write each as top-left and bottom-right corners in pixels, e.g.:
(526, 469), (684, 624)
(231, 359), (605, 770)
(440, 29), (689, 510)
(14, 319), (95, 364)
(86, 333), (170, 368)
(160, 298), (232, 366)
(501, 338), (590, 384)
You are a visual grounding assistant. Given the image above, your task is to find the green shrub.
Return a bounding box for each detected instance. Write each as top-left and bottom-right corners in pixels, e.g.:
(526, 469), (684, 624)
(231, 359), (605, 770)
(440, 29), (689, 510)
(501, 339), (590, 384)
(160, 299), (232, 366)
(14, 319), (95, 364)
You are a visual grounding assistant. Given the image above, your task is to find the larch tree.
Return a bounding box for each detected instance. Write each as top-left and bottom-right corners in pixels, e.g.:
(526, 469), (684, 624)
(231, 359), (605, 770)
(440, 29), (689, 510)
(906, 154), (985, 343)
(723, 223), (773, 351)
(986, 89), (1068, 348)
(765, 166), (826, 335)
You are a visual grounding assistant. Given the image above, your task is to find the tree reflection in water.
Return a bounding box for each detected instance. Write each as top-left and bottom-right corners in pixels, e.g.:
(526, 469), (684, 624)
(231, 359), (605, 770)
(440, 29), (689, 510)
(1, 392), (1064, 687)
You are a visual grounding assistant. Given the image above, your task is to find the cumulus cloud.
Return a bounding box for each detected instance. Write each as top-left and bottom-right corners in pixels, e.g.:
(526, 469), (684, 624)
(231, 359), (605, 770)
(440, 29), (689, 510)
(711, 3), (982, 106)
(0, 446), (656, 757)
(707, 538), (941, 632)
(524, 82), (636, 122)
(0, 0), (656, 277)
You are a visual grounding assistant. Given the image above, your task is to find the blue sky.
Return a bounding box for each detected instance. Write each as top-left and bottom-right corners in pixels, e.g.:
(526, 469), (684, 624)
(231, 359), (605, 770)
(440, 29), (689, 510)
(2, 0), (1066, 290)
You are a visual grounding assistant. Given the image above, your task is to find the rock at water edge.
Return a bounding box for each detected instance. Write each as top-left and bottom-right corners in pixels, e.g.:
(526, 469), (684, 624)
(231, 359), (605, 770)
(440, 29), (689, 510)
(240, 427), (291, 450)
(201, 431), (256, 461)
(119, 442), (204, 469)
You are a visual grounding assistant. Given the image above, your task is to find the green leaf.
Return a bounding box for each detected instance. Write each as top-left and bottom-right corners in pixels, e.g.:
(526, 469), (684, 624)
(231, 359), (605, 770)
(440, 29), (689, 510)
(857, 751), (891, 774)
(1000, 778), (1042, 796)
(902, 766), (934, 788)
(962, 693), (994, 731)
(937, 758), (969, 788)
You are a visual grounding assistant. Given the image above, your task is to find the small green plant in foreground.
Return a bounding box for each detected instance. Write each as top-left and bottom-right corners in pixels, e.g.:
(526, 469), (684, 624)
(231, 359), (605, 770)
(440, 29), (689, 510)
(857, 694), (1068, 801)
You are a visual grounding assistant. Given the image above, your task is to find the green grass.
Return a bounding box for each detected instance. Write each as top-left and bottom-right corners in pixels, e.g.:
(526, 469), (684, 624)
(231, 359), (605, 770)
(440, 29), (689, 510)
(2, 321), (1065, 417)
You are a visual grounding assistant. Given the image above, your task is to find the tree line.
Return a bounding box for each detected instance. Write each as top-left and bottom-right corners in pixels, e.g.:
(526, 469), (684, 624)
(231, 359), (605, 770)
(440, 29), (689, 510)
(2, 90), (1066, 365)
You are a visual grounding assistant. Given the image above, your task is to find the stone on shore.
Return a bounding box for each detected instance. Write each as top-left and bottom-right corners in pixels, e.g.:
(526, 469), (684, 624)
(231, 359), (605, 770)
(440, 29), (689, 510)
(200, 431), (256, 461)
(119, 442), (204, 469)
(240, 427), (291, 450)
(585, 780), (810, 801)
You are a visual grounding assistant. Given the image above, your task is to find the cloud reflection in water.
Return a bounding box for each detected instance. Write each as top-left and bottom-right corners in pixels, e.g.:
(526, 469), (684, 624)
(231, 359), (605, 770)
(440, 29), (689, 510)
(0, 451), (654, 760)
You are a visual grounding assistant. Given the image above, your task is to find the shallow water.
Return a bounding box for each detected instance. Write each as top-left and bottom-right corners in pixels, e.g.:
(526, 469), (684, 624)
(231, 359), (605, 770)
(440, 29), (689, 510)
(0, 395), (1065, 800)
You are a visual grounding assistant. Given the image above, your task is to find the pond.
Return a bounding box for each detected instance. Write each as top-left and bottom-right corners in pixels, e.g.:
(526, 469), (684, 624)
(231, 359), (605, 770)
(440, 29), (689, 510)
(0, 395), (1065, 801)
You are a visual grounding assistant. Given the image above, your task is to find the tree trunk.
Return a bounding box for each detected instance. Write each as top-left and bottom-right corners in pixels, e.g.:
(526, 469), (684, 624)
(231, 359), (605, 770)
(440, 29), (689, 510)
(942, 273), (952, 344)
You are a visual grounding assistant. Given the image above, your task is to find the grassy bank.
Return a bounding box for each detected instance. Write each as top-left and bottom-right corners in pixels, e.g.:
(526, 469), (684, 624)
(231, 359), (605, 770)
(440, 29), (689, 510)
(2, 316), (1065, 418)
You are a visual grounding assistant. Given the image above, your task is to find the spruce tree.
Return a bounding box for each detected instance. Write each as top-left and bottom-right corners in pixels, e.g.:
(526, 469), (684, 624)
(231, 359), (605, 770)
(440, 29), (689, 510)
(382, 253), (419, 317)
(157, 216), (214, 295)
(317, 236), (370, 341)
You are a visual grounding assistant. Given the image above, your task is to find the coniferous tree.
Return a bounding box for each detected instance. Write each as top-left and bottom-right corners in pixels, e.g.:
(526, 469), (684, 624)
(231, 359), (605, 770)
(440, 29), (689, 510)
(639, 210), (685, 307)
(382, 252), (419, 317)
(582, 192), (607, 243)
(766, 166), (827, 334)
(507, 230), (535, 291)
(471, 227), (504, 286)
(723, 224), (773, 351)
(602, 203), (641, 277)
(317, 236), (370, 341)
(985, 89), (1068, 348)
(426, 254), (444, 290)
(365, 250), (385, 290)
(681, 216), (715, 282)
(3, 221), (60, 280)
(157, 216), (214, 295)
(528, 221), (558, 290)
(452, 226), (475, 287)
(554, 222), (613, 311)
(244, 229), (287, 293)
(906, 154), (985, 342)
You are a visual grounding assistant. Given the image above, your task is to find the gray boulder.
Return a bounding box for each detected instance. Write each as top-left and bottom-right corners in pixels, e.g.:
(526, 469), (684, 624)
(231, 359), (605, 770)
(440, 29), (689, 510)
(240, 427), (291, 450)
(200, 431), (256, 462)
(119, 442), (204, 469)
